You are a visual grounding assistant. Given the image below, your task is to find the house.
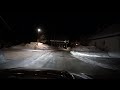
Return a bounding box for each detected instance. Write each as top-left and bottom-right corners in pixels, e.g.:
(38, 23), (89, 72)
(89, 24), (120, 58)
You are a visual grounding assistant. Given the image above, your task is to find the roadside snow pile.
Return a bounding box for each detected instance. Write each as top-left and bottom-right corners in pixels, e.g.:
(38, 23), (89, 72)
(11, 42), (52, 50)
(0, 50), (6, 64)
(72, 46), (100, 52)
(35, 43), (51, 50)
(25, 42), (51, 50)
(25, 43), (36, 49)
(71, 45), (110, 58)
(10, 44), (26, 49)
(70, 51), (118, 70)
(70, 51), (110, 58)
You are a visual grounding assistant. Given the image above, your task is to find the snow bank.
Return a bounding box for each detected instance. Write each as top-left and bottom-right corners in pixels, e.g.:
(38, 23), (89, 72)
(70, 51), (118, 70)
(10, 44), (26, 49)
(71, 45), (110, 57)
(70, 46), (117, 70)
(72, 45), (100, 52)
(10, 42), (51, 50)
(71, 45), (110, 59)
(35, 43), (51, 50)
(25, 42), (51, 50)
(0, 50), (6, 64)
(70, 51), (110, 58)
(108, 52), (120, 58)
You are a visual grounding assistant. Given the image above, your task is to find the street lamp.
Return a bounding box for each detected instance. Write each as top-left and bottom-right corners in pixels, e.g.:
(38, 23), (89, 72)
(37, 28), (42, 43)
(38, 28), (41, 32)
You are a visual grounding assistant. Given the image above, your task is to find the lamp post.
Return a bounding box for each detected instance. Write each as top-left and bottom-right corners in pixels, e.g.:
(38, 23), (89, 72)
(37, 28), (41, 43)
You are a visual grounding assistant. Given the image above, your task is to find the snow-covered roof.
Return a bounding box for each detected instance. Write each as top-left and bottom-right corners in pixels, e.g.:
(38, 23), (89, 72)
(90, 24), (120, 40)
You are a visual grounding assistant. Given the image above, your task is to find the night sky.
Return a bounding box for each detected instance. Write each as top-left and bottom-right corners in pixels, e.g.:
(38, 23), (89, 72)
(1, 12), (120, 42)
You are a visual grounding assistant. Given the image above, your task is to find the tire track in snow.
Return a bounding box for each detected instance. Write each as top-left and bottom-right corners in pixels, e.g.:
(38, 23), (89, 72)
(71, 51), (119, 70)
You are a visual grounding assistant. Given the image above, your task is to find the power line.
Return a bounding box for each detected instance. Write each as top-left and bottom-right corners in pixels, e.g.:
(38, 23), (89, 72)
(0, 16), (11, 30)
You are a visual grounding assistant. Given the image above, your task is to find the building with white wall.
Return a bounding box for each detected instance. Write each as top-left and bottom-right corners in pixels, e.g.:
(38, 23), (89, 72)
(89, 24), (120, 58)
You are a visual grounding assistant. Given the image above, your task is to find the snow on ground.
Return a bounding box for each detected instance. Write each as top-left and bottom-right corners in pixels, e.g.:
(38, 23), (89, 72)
(71, 45), (110, 57)
(71, 46), (100, 52)
(70, 46), (120, 70)
(11, 42), (51, 50)
(33, 43), (51, 50)
(70, 51), (119, 70)
(71, 51), (110, 58)
(0, 50), (54, 69)
(0, 50), (6, 63)
(23, 51), (53, 69)
(1, 45), (120, 79)
(25, 42), (51, 50)
(3, 50), (39, 61)
(2, 42), (53, 62)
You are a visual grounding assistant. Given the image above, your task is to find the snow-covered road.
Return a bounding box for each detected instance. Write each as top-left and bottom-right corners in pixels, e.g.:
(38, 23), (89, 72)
(0, 48), (120, 79)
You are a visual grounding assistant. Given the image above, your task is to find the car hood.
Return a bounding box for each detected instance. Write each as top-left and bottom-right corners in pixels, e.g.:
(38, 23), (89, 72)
(0, 68), (92, 79)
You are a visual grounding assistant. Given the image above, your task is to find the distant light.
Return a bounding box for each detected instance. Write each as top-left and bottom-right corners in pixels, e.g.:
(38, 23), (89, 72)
(17, 73), (24, 75)
(38, 43), (43, 46)
(38, 28), (41, 32)
(76, 44), (78, 46)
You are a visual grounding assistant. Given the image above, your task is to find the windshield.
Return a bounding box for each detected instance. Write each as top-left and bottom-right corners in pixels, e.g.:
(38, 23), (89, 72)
(0, 12), (120, 79)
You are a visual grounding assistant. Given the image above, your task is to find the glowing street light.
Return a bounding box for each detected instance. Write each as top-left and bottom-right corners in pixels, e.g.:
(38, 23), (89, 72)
(37, 28), (42, 43)
(76, 43), (78, 46)
(38, 28), (41, 32)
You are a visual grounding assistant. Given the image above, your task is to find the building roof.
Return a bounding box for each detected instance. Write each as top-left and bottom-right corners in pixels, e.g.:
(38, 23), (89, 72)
(90, 24), (120, 40)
